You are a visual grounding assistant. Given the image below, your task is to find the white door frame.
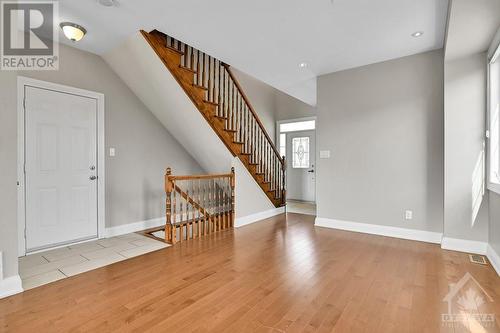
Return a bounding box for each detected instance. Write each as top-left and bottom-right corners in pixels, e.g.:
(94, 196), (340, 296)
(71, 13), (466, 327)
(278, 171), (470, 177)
(276, 116), (317, 144)
(17, 77), (106, 256)
(276, 116), (317, 203)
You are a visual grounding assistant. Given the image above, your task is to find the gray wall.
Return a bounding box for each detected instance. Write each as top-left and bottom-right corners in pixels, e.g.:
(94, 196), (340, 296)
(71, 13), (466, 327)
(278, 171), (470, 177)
(316, 50), (444, 233)
(444, 53), (489, 241)
(0, 71), (19, 280)
(489, 191), (500, 255)
(275, 89), (316, 121)
(0, 43), (202, 278)
(231, 68), (277, 142)
(232, 68), (317, 140)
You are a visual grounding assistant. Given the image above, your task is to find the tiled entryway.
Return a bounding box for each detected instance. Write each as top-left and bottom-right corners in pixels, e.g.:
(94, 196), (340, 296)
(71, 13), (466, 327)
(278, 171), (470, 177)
(286, 200), (316, 215)
(19, 233), (169, 290)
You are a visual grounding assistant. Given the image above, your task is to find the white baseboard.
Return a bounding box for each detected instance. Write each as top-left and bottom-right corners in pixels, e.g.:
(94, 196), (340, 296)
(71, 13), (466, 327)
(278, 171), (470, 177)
(235, 207), (285, 228)
(487, 245), (500, 276)
(105, 217), (165, 238)
(441, 237), (488, 255)
(0, 275), (23, 299)
(314, 217), (443, 244)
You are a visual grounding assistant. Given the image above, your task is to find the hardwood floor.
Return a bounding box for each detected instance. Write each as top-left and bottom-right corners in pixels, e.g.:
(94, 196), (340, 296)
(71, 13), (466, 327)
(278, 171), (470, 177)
(1, 213), (500, 332)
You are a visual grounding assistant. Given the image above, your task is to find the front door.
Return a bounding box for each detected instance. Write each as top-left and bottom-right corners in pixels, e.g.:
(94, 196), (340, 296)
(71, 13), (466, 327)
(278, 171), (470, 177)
(286, 130), (316, 201)
(25, 86), (98, 252)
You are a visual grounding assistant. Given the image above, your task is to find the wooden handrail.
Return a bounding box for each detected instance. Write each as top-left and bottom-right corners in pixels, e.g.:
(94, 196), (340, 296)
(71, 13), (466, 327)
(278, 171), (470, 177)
(145, 29), (286, 207)
(168, 173), (233, 181)
(164, 167), (235, 243)
(223, 64), (284, 165)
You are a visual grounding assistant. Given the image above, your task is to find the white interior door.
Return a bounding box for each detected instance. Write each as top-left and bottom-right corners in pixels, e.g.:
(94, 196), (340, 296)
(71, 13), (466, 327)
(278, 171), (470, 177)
(286, 130), (316, 202)
(25, 86), (98, 252)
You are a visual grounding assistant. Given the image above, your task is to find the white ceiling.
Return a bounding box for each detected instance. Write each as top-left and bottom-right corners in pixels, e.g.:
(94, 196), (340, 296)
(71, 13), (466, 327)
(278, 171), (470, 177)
(445, 0), (500, 61)
(58, 0), (449, 105)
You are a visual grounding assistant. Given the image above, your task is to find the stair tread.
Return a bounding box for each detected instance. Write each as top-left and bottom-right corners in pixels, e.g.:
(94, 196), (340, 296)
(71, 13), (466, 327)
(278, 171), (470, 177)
(215, 115), (228, 120)
(203, 100), (218, 106)
(240, 152), (251, 156)
(179, 65), (196, 73)
(164, 44), (185, 55)
(192, 84), (208, 90)
(224, 128), (237, 133)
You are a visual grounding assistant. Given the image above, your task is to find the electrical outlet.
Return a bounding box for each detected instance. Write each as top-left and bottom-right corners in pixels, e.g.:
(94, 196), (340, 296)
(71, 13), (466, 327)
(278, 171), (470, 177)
(405, 210), (413, 220)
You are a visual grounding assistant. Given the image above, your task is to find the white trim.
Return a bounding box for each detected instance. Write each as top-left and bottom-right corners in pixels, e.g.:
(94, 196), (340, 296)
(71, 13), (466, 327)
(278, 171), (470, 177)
(0, 275), (23, 299)
(105, 217), (165, 238)
(487, 36), (500, 196)
(487, 244), (500, 276)
(488, 183), (500, 196)
(276, 116), (317, 144)
(17, 77), (105, 256)
(441, 237), (488, 255)
(314, 217), (443, 244)
(235, 207), (285, 228)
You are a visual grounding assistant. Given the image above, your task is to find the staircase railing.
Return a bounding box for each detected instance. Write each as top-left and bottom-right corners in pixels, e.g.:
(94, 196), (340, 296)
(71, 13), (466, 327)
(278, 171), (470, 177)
(164, 167), (235, 244)
(160, 32), (286, 206)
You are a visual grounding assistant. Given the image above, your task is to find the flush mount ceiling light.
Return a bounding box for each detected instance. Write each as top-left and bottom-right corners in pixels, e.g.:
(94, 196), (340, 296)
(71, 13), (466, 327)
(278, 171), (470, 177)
(299, 62), (308, 68)
(411, 31), (424, 38)
(60, 22), (87, 42)
(98, 0), (116, 7)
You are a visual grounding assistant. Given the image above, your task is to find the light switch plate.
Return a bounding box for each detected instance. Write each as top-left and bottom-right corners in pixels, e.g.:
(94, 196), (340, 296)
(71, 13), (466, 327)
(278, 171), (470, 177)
(109, 147), (116, 157)
(320, 150), (331, 159)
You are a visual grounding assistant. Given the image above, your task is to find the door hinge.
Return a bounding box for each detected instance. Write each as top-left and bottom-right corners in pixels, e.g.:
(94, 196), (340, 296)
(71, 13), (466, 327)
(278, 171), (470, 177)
(23, 163), (26, 174)
(23, 97), (26, 110)
(24, 227), (26, 239)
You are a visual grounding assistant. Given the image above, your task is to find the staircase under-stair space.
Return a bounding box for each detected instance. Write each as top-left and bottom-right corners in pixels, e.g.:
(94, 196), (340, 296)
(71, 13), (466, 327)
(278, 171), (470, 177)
(140, 30), (286, 208)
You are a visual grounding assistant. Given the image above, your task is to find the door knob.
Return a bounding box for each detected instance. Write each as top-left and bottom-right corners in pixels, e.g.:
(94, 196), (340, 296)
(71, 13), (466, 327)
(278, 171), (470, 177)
(308, 170), (315, 173)
(89, 175), (97, 180)
(90, 165), (96, 170)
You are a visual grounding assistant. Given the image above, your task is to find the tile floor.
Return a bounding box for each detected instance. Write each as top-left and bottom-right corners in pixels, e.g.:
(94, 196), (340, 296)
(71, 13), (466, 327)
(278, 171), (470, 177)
(286, 200), (316, 215)
(19, 233), (169, 290)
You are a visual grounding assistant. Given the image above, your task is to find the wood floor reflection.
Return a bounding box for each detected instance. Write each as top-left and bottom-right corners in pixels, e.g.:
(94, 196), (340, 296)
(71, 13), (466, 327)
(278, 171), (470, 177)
(1, 213), (500, 332)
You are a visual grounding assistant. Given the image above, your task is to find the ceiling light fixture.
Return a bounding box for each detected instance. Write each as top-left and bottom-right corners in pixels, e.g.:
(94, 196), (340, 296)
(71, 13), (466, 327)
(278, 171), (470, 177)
(60, 22), (87, 42)
(98, 0), (116, 7)
(411, 31), (424, 38)
(299, 62), (308, 68)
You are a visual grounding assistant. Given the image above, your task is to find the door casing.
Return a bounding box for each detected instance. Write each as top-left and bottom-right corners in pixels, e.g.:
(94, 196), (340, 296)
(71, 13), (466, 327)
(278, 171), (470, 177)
(276, 116), (317, 203)
(17, 77), (105, 256)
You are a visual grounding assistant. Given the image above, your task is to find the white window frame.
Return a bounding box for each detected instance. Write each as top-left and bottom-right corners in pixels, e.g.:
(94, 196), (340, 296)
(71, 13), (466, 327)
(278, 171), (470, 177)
(276, 117), (317, 147)
(487, 35), (500, 195)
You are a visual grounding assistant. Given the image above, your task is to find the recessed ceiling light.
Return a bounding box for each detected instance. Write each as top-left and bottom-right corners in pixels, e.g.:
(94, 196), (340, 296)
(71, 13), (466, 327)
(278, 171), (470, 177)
(299, 62), (308, 68)
(98, 0), (116, 6)
(411, 31), (424, 38)
(60, 22), (87, 42)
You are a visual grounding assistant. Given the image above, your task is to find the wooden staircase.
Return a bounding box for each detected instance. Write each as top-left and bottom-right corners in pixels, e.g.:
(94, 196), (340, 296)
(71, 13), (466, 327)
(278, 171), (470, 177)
(141, 30), (286, 207)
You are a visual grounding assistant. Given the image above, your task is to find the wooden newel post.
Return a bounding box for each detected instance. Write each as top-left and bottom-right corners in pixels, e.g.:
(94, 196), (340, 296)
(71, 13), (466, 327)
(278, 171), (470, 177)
(230, 167), (235, 227)
(165, 167), (173, 243)
(281, 156), (286, 206)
